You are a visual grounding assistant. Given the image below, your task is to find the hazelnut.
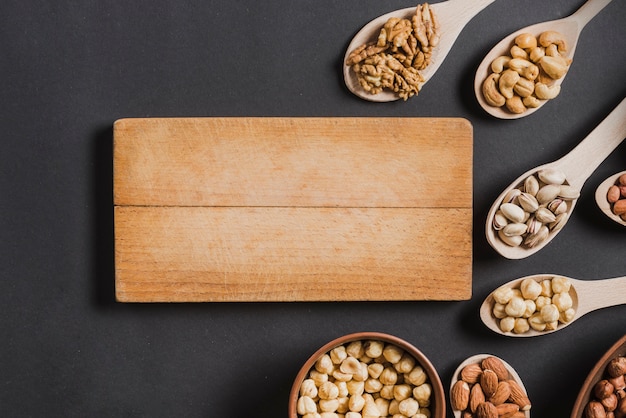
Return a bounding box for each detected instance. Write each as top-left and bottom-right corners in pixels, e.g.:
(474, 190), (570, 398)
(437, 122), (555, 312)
(586, 401), (608, 418)
(597, 380), (617, 400)
(607, 357), (626, 378)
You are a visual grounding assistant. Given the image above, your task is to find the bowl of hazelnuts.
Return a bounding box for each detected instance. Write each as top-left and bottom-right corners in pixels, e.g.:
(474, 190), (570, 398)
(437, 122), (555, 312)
(571, 334), (626, 418)
(288, 332), (445, 418)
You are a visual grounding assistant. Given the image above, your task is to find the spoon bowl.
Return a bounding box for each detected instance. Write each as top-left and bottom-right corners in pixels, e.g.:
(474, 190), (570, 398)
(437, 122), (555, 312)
(485, 98), (626, 259)
(450, 354), (530, 417)
(343, 0), (496, 102)
(480, 274), (626, 337)
(475, 0), (613, 119)
(595, 170), (626, 226)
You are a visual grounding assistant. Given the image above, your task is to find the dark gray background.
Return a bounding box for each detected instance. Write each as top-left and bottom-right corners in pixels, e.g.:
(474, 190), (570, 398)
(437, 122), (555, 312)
(2, 0), (625, 416)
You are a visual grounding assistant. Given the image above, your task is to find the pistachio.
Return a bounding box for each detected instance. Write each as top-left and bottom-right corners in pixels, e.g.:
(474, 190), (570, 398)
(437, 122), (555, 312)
(524, 225), (549, 248)
(502, 223), (527, 237)
(518, 192), (539, 213)
(500, 203), (526, 223)
(536, 184), (561, 204)
(538, 168), (566, 185)
(535, 207), (557, 224)
(558, 184), (581, 200)
(493, 210), (509, 230)
(549, 212), (568, 232)
(547, 198), (568, 214)
(498, 229), (523, 247)
(524, 175), (540, 196)
(526, 217), (543, 235)
(502, 188), (522, 204)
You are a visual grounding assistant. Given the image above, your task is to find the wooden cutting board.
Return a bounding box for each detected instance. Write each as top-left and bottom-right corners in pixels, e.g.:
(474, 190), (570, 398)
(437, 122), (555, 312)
(113, 117), (473, 302)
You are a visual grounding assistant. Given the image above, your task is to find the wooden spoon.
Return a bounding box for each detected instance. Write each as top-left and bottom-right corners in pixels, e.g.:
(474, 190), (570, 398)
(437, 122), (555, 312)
(595, 170), (626, 227)
(343, 0), (496, 102)
(480, 274), (626, 337)
(474, 0), (613, 119)
(450, 354), (530, 417)
(485, 97), (626, 259)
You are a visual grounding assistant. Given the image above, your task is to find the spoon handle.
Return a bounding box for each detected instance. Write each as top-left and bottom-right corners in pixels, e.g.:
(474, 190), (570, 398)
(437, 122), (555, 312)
(436, 0), (497, 23)
(576, 276), (626, 315)
(554, 98), (626, 190)
(570, 0), (613, 29)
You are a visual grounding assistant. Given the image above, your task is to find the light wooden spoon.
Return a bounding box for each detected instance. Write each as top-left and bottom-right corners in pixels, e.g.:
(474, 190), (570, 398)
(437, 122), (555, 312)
(595, 171), (626, 227)
(450, 354), (530, 417)
(485, 97), (626, 259)
(343, 0), (497, 102)
(474, 0), (613, 119)
(480, 274), (626, 338)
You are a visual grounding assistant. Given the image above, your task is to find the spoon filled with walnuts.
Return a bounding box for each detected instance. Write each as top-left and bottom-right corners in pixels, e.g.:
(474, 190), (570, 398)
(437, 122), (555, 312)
(343, 0), (496, 102)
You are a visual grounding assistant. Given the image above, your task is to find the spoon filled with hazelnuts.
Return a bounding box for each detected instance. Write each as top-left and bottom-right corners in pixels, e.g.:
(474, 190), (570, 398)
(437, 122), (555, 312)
(475, 0), (613, 119)
(479, 274), (626, 338)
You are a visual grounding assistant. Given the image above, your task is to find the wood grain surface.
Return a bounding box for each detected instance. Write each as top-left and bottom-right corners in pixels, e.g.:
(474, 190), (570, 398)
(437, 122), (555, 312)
(113, 117), (473, 302)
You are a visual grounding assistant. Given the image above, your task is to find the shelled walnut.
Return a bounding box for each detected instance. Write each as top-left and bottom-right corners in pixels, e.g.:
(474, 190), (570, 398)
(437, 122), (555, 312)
(346, 3), (440, 100)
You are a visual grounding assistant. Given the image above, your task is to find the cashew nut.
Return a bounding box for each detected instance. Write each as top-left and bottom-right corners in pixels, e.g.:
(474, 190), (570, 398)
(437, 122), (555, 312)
(539, 56), (569, 79)
(535, 83), (561, 100)
(508, 58), (539, 81)
(539, 31), (567, 53)
(510, 45), (529, 60)
(482, 73), (506, 107)
(490, 56), (511, 74)
(529, 47), (546, 63)
(523, 96), (542, 108)
(506, 96), (526, 114)
(498, 69), (520, 99)
(513, 77), (536, 98)
(514, 33), (538, 50)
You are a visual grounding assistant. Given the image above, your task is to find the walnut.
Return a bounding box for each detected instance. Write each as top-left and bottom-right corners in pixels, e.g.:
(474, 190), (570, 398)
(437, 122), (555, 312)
(346, 2), (440, 100)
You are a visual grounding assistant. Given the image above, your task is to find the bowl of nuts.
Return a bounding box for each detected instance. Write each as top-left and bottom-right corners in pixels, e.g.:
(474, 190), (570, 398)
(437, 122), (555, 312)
(288, 332), (445, 418)
(570, 334), (626, 418)
(595, 171), (626, 227)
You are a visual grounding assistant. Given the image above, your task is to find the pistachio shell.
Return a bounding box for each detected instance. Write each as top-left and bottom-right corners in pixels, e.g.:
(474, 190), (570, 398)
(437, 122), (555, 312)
(536, 184), (561, 204)
(524, 175), (540, 196)
(535, 207), (557, 223)
(538, 168), (566, 185)
(518, 192), (539, 213)
(500, 202), (526, 223)
(498, 229), (523, 247)
(558, 184), (580, 200)
(502, 222), (528, 237)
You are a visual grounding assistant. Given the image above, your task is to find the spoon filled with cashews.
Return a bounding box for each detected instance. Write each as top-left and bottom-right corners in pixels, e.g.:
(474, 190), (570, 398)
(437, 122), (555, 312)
(480, 273), (626, 337)
(343, 0), (497, 102)
(475, 0), (613, 119)
(485, 97), (626, 259)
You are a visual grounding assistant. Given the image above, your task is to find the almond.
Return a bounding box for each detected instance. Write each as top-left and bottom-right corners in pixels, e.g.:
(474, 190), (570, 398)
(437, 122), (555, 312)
(482, 356), (510, 381)
(476, 401), (498, 418)
(470, 383), (486, 413)
(489, 381), (511, 406)
(451, 380), (470, 411)
(496, 402), (520, 418)
(461, 363), (483, 384)
(481, 369), (499, 398)
(507, 379), (532, 411)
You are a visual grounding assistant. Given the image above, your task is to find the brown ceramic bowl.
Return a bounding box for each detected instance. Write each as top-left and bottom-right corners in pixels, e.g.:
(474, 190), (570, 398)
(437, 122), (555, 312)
(288, 331), (445, 418)
(570, 334), (626, 418)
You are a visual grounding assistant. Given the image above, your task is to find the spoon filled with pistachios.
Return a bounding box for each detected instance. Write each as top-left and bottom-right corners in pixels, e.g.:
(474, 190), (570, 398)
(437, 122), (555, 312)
(485, 97), (626, 259)
(450, 354), (531, 417)
(480, 274), (626, 337)
(343, 0), (496, 102)
(595, 171), (626, 227)
(475, 0), (613, 119)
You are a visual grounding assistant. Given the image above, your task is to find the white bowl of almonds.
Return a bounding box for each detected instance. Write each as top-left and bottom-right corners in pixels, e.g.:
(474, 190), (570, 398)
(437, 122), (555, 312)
(289, 332), (445, 418)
